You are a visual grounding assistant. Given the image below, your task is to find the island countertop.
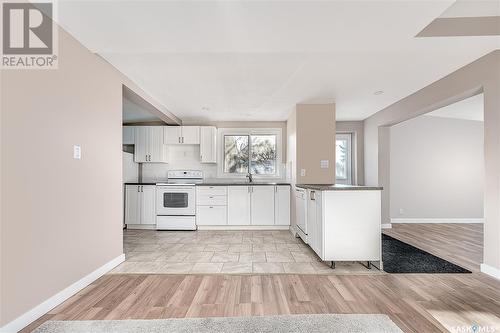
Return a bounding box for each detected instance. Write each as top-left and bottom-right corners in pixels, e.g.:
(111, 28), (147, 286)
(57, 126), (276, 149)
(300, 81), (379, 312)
(295, 184), (383, 191)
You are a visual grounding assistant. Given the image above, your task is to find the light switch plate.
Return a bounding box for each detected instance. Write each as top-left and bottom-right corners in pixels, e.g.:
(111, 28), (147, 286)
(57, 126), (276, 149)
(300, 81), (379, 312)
(300, 169), (306, 177)
(320, 160), (329, 168)
(73, 145), (81, 160)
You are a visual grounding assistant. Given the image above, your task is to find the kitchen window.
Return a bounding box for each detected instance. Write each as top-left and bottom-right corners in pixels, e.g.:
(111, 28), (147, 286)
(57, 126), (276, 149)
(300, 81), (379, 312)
(219, 129), (281, 178)
(336, 133), (353, 185)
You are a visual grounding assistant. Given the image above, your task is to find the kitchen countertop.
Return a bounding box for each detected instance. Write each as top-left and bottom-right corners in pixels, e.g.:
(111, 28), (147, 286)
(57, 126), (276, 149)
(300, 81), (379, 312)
(295, 184), (383, 191)
(199, 179), (291, 186)
(125, 180), (291, 186)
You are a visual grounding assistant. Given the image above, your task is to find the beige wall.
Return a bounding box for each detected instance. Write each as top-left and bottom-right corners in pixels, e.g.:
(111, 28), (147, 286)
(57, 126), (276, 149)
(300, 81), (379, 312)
(0, 26), (143, 326)
(364, 50), (500, 273)
(296, 104), (336, 184)
(391, 116), (484, 219)
(336, 121), (364, 185)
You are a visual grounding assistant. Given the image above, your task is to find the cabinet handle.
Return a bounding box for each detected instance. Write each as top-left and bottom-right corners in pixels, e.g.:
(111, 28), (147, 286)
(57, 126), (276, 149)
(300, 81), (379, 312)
(310, 191), (315, 200)
(182, 137), (184, 144)
(141, 186), (143, 192)
(178, 137), (181, 144)
(137, 186), (140, 192)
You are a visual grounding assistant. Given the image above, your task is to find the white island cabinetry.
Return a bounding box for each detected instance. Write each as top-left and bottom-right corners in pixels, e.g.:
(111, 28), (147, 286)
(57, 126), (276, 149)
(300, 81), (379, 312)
(298, 185), (382, 268)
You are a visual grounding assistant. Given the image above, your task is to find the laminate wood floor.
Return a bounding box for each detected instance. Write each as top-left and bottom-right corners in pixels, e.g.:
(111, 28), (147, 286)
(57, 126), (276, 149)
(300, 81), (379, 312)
(22, 273), (500, 333)
(383, 223), (483, 272)
(22, 224), (497, 333)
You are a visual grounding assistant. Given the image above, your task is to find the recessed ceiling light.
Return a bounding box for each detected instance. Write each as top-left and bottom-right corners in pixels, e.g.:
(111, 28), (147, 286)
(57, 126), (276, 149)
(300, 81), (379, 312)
(374, 90), (384, 95)
(201, 106), (210, 111)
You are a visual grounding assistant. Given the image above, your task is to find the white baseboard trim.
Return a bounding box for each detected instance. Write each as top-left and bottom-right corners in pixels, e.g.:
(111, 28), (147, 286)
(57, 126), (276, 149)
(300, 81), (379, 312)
(197, 225), (290, 231)
(0, 254), (125, 333)
(391, 218), (484, 224)
(480, 263), (500, 280)
(381, 224), (392, 229)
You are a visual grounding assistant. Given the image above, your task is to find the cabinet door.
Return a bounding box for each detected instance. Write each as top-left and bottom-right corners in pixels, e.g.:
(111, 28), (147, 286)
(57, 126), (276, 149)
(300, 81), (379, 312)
(123, 126), (135, 145)
(251, 186), (275, 225)
(164, 126), (182, 144)
(197, 206), (227, 225)
(140, 185), (156, 225)
(307, 190), (318, 252)
(227, 186), (251, 225)
(181, 126), (200, 144)
(274, 186), (290, 226)
(134, 127), (148, 162)
(200, 126), (217, 163)
(125, 185), (141, 225)
(148, 127), (168, 163)
(314, 192), (323, 258)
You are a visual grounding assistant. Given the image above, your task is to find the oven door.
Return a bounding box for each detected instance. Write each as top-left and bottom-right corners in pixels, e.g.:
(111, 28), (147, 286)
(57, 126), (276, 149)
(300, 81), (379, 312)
(156, 186), (195, 216)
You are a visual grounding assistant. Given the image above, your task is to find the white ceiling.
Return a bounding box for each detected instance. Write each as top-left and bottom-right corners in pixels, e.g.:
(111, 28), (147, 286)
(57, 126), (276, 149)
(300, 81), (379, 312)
(56, 1), (500, 122)
(427, 93), (484, 122)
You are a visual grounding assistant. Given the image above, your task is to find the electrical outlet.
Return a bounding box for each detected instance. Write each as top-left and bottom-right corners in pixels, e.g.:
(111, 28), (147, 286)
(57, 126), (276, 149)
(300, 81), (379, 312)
(73, 145), (81, 160)
(300, 169), (306, 177)
(399, 208), (405, 215)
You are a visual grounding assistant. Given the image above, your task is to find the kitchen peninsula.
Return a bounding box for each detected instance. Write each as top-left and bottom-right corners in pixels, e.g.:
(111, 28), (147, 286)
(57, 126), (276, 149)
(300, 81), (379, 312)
(295, 184), (383, 269)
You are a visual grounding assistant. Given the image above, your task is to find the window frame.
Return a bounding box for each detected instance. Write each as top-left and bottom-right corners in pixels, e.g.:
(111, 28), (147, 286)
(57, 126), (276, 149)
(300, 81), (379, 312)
(217, 128), (282, 179)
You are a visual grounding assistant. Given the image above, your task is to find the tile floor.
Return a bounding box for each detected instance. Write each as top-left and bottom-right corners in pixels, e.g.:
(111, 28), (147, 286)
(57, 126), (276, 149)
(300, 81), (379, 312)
(110, 229), (381, 275)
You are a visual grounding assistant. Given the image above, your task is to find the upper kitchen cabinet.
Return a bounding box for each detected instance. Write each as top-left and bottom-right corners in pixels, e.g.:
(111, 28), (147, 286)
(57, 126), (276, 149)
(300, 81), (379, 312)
(134, 126), (168, 163)
(164, 126), (200, 144)
(200, 126), (217, 163)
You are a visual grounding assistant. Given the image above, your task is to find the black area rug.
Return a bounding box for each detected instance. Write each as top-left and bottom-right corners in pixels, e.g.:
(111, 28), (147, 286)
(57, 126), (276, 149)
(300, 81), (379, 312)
(382, 234), (471, 274)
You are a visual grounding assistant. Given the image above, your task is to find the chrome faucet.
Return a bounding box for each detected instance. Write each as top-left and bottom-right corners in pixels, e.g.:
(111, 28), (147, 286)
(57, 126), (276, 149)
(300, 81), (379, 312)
(246, 173), (253, 183)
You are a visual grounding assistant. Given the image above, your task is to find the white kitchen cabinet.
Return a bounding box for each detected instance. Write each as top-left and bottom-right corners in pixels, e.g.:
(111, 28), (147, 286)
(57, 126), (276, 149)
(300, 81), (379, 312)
(164, 126), (182, 144)
(134, 127), (148, 163)
(125, 185), (156, 226)
(301, 187), (382, 267)
(200, 126), (217, 163)
(196, 186), (228, 226)
(251, 186), (275, 225)
(274, 185), (290, 226)
(197, 206), (227, 225)
(123, 126), (135, 145)
(134, 126), (168, 163)
(227, 186), (251, 225)
(141, 185), (156, 225)
(125, 185), (141, 225)
(307, 190), (323, 257)
(182, 126), (200, 144)
(164, 126), (200, 144)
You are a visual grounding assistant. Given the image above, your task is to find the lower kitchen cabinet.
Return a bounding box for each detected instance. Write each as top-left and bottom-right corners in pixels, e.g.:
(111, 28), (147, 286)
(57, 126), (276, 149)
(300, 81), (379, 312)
(125, 185), (156, 226)
(307, 189), (323, 257)
(251, 186), (275, 225)
(225, 185), (290, 226)
(227, 186), (251, 225)
(275, 185), (291, 226)
(196, 206), (227, 225)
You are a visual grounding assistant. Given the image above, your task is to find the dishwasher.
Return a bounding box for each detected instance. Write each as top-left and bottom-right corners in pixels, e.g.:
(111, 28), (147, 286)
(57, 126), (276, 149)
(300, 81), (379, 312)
(295, 187), (308, 244)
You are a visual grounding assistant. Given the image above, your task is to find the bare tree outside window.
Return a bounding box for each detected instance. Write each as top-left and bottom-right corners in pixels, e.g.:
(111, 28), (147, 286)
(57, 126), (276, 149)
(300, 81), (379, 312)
(250, 135), (276, 175)
(224, 135), (249, 173)
(223, 134), (277, 176)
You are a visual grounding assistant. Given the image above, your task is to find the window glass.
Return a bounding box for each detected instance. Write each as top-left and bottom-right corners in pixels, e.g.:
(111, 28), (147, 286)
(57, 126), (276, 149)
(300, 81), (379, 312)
(250, 135), (277, 175)
(224, 135), (249, 174)
(336, 138), (348, 180)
